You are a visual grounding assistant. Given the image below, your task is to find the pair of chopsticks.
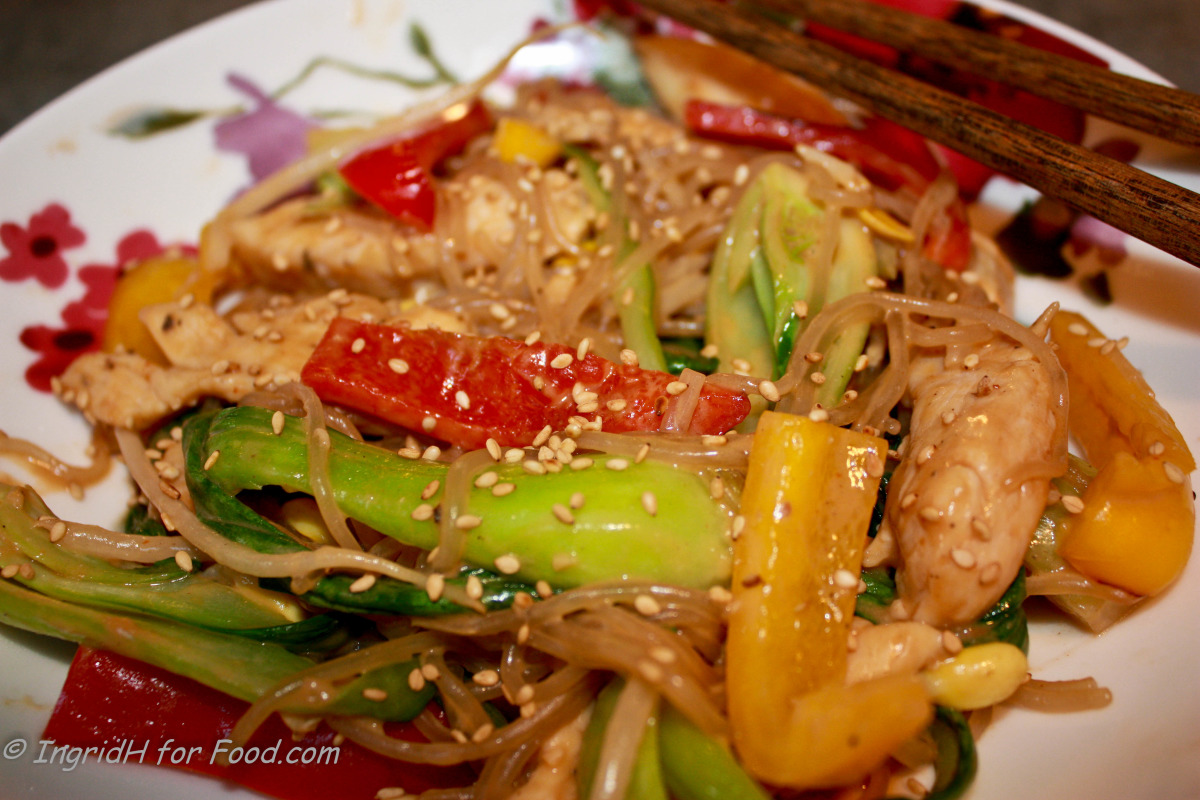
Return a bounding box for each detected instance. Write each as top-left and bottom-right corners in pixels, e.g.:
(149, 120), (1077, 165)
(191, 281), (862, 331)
(636, 0), (1200, 269)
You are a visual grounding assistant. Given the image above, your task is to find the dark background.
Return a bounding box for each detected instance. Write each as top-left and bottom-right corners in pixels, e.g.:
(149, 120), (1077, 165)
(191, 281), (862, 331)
(1, 0), (1198, 135)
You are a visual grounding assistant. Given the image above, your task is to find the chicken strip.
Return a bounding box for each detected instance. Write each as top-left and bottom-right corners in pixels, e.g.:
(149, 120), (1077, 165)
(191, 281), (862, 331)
(882, 333), (1061, 626)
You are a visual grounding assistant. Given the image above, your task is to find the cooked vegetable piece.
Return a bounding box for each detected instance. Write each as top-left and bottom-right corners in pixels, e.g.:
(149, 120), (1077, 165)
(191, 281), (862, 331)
(202, 406), (734, 590)
(634, 34), (847, 126)
(492, 117), (562, 167)
(0, 483), (312, 636)
(685, 99), (971, 270)
(300, 319), (749, 449)
(338, 99), (492, 230)
(658, 704), (770, 800)
(103, 253), (217, 363)
(921, 643), (1029, 710)
(1049, 311), (1195, 595)
(727, 411), (931, 787)
(704, 162), (877, 406)
(0, 553), (431, 721)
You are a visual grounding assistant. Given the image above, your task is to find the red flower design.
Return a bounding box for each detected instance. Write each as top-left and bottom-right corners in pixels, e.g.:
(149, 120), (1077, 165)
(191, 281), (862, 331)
(19, 228), (191, 392)
(0, 203), (86, 289)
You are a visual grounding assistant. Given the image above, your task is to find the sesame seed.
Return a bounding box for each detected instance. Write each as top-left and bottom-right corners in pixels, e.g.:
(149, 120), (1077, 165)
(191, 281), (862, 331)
(634, 594), (662, 616)
(350, 574), (377, 593)
(551, 504), (575, 525)
(709, 477), (725, 499)
(408, 669), (426, 692)
(569, 457), (594, 471)
(0, 564), (18, 580)
(758, 380), (781, 402)
(650, 645), (677, 664)
(473, 670), (500, 687)
(351, 337), (366, 354)
(493, 482), (516, 497)
(421, 664), (441, 681)
(203, 450), (221, 471)
(523, 460), (547, 475)
(942, 411), (958, 425)
(833, 569), (858, 589)
(809, 371), (827, 385)
(517, 623), (531, 644)
(49, 521), (67, 543)
(979, 562), (1002, 584)
(525, 330), (542, 346)
(536, 579), (554, 598)
(411, 503), (434, 521)
(865, 276), (887, 289)
(1149, 441), (1166, 456)
(606, 458), (629, 471)
(576, 338), (591, 360)
(475, 471), (499, 489)
(1061, 495), (1085, 514)
(972, 519), (992, 540)
(465, 575), (484, 600)
(950, 548), (977, 569)
(388, 358), (410, 374)
(730, 515), (746, 540)
(619, 349), (639, 367)
(808, 407), (830, 423)
(455, 515), (482, 530)
(917, 444), (937, 465)
(455, 390), (471, 409)
(514, 684), (536, 706)
(362, 687), (388, 702)
(569, 492), (585, 509)
(425, 573), (446, 602)
(963, 354), (980, 369)
(495, 554), (521, 574)
(422, 416), (437, 432)
(1087, 336), (1108, 348)
(637, 660), (665, 683)
(919, 506), (942, 522)
(272, 410), (285, 435)
(174, 550), (194, 573)
(486, 438), (502, 460)
(734, 163), (750, 185)
(641, 491), (658, 516)
(634, 443), (650, 463)
(731, 358), (752, 374)
(1164, 462), (1186, 484)
(666, 381), (688, 396)
(1067, 322), (1089, 336)
(942, 631), (964, 654)
(532, 425), (553, 447)
(550, 353), (574, 369)
(422, 445), (442, 460)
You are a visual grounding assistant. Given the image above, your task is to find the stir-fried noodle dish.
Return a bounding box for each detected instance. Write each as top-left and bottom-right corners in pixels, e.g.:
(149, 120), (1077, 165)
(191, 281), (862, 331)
(1, 14), (1195, 800)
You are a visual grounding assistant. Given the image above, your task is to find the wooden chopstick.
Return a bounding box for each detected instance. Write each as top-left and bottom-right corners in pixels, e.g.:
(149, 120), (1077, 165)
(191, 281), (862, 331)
(765, 0), (1200, 147)
(636, 0), (1200, 269)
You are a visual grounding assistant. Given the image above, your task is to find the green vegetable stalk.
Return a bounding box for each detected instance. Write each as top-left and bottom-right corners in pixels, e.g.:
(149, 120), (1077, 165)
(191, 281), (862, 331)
(198, 406), (732, 592)
(704, 162), (880, 405)
(0, 486), (431, 721)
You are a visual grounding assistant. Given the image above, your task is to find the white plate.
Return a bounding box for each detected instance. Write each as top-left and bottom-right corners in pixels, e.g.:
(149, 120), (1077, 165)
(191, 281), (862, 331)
(1, 1), (1198, 798)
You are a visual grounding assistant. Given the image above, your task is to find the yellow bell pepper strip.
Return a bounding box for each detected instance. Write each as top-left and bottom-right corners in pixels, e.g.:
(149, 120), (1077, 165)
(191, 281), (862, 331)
(727, 411), (932, 788)
(1048, 311), (1195, 596)
(102, 253), (218, 364)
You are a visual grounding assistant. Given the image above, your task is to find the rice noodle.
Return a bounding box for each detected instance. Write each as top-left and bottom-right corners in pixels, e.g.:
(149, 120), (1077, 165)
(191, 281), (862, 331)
(658, 368), (705, 433)
(34, 519), (202, 564)
(1006, 677), (1113, 712)
(432, 449), (497, 574)
(0, 428), (112, 489)
(588, 679), (658, 800)
(281, 382), (362, 551)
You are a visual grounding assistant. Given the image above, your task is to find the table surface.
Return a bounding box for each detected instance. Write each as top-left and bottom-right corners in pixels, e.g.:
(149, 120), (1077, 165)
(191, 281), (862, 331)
(2, 0), (1197, 136)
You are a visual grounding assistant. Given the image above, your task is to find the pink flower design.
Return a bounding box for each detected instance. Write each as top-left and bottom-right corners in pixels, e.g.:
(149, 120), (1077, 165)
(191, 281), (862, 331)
(215, 74), (316, 183)
(0, 203), (86, 289)
(20, 229), (191, 392)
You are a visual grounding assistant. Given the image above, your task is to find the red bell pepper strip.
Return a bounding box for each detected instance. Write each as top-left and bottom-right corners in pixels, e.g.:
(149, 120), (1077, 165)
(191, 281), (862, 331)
(42, 647), (471, 800)
(684, 99), (972, 271)
(300, 318), (751, 450)
(338, 100), (493, 231)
